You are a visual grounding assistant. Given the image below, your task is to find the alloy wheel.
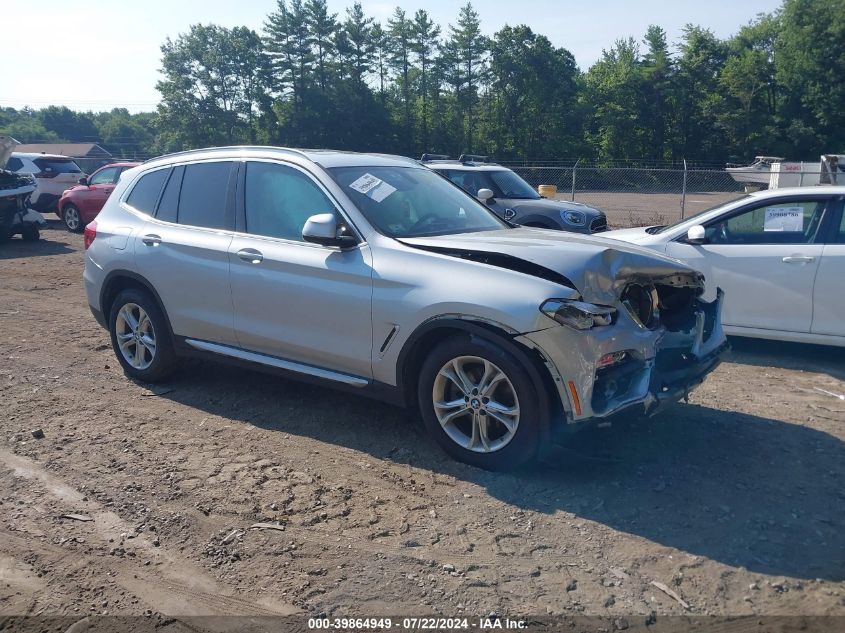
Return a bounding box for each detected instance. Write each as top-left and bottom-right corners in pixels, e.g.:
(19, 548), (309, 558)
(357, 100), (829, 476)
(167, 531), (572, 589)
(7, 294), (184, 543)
(115, 302), (156, 370)
(64, 206), (81, 231)
(431, 355), (520, 453)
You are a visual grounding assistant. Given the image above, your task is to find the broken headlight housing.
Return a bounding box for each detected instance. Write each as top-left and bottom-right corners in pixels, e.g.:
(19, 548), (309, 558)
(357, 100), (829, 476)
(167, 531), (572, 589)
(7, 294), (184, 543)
(540, 299), (616, 330)
(621, 283), (659, 329)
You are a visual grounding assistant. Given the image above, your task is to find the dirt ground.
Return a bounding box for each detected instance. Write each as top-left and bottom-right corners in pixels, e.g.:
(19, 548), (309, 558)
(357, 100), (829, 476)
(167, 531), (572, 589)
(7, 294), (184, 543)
(1, 223), (844, 623)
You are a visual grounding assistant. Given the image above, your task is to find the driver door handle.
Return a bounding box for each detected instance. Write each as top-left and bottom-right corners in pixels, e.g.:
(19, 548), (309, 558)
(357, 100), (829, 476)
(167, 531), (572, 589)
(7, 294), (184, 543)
(141, 234), (161, 246)
(782, 255), (815, 264)
(237, 248), (263, 264)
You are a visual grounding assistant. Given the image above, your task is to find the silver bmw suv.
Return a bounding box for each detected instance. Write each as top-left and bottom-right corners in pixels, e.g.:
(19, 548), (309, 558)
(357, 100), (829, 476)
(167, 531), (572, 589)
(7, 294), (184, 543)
(84, 147), (727, 470)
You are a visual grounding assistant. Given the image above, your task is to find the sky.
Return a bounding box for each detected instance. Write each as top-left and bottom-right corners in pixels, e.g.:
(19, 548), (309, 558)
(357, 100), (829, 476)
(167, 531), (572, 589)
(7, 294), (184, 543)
(3, 0), (782, 113)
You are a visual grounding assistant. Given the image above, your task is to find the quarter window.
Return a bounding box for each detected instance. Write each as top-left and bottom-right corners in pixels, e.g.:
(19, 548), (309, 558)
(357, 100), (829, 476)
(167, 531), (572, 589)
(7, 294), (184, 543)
(704, 199), (828, 245)
(177, 162), (233, 230)
(155, 166), (183, 223)
(244, 162), (336, 241)
(90, 167), (119, 185)
(125, 168), (170, 215)
(5, 157), (24, 171)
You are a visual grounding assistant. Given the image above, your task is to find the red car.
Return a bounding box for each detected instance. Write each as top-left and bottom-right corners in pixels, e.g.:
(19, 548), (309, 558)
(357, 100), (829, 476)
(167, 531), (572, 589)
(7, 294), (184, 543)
(58, 162), (139, 232)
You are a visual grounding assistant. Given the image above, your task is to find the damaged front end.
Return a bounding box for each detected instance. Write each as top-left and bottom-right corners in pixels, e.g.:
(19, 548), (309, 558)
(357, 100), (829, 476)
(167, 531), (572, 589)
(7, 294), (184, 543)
(519, 270), (727, 423)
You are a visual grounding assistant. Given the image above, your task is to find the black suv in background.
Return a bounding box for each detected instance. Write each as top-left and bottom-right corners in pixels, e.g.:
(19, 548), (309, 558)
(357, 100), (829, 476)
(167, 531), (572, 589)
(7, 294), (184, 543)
(422, 154), (608, 234)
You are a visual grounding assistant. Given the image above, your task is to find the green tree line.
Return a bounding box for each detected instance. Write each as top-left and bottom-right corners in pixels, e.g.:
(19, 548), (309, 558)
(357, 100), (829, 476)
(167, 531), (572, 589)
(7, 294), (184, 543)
(2, 0), (843, 163)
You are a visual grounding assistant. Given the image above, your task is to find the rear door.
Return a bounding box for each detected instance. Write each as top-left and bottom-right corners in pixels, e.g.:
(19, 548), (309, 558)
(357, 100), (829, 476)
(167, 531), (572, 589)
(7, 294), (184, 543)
(228, 160), (374, 378)
(811, 199), (845, 337)
(666, 195), (832, 333)
(130, 161), (238, 346)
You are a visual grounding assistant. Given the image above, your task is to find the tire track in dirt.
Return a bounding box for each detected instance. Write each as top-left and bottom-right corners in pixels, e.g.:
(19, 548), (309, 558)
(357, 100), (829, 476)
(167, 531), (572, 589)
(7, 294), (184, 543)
(0, 448), (298, 617)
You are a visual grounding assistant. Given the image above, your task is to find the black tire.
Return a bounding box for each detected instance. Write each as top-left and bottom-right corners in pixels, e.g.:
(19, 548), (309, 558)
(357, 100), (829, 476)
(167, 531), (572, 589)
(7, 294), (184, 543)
(108, 287), (176, 383)
(417, 334), (546, 470)
(21, 225), (40, 241)
(62, 204), (84, 233)
(0, 209), (13, 243)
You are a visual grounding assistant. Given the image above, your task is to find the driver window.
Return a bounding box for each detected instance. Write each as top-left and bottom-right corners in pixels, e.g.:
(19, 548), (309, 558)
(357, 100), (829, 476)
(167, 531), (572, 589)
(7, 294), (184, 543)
(705, 200), (827, 245)
(90, 167), (119, 185)
(244, 162), (337, 242)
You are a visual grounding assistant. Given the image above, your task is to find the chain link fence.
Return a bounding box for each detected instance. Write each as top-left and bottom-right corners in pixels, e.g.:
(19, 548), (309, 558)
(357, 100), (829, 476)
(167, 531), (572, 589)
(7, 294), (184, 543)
(503, 161), (755, 228)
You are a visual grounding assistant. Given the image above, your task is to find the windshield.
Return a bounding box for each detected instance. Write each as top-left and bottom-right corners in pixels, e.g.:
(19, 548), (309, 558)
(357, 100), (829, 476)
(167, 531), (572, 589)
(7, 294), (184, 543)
(652, 195), (751, 234)
(442, 168), (540, 200)
(487, 170), (541, 199)
(328, 165), (508, 238)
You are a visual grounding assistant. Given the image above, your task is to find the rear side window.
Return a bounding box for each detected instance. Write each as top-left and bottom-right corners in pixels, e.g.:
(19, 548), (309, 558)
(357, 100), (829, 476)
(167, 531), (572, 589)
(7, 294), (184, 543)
(177, 162), (233, 229)
(5, 157), (23, 171)
(836, 209), (845, 244)
(126, 168), (170, 215)
(33, 158), (82, 174)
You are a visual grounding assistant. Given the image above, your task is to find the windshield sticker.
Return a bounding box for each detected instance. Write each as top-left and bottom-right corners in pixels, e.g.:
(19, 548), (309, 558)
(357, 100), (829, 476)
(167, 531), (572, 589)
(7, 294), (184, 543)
(763, 206), (803, 232)
(349, 173), (397, 203)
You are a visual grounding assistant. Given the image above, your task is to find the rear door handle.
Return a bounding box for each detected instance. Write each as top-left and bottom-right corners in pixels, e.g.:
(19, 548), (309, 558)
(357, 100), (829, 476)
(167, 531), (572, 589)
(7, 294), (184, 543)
(237, 248), (263, 264)
(782, 255), (815, 264)
(141, 234), (161, 246)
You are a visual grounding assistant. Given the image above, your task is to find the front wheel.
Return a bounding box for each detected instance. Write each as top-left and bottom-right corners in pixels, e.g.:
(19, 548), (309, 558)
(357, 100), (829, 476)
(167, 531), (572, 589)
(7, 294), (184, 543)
(63, 204), (84, 233)
(108, 288), (176, 382)
(417, 336), (545, 470)
(21, 225), (39, 241)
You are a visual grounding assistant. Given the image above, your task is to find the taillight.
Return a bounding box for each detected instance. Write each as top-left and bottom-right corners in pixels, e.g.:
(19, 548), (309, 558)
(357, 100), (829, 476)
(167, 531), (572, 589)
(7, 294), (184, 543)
(83, 221), (97, 249)
(33, 171), (58, 179)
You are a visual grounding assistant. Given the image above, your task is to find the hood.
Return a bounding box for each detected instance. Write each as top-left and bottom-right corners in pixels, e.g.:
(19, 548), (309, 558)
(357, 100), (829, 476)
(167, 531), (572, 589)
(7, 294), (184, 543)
(504, 197), (602, 216)
(0, 135), (20, 169)
(601, 226), (656, 244)
(399, 227), (701, 305)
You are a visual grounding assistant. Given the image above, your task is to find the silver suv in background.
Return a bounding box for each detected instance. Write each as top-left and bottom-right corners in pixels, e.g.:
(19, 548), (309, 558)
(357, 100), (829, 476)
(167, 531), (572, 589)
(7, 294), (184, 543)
(422, 154), (608, 233)
(84, 147), (726, 470)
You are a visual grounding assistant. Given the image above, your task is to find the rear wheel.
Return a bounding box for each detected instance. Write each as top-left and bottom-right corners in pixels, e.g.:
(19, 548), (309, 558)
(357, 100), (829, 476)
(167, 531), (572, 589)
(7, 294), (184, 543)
(108, 288), (176, 382)
(417, 335), (545, 470)
(63, 204), (83, 233)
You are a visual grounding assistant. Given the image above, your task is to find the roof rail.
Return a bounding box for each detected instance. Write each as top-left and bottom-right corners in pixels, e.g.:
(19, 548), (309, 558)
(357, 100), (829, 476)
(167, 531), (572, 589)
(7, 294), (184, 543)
(143, 145), (311, 165)
(458, 153), (491, 164)
(420, 153), (451, 162)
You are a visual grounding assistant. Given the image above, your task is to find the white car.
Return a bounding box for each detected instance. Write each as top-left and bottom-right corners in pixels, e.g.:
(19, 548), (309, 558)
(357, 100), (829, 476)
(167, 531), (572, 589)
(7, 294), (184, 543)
(6, 152), (85, 214)
(604, 187), (845, 347)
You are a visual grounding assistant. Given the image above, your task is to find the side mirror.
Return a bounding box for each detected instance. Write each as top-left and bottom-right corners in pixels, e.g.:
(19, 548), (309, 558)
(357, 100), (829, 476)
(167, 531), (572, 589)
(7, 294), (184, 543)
(477, 188), (494, 202)
(302, 213), (357, 249)
(78, 177), (89, 186)
(686, 224), (706, 244)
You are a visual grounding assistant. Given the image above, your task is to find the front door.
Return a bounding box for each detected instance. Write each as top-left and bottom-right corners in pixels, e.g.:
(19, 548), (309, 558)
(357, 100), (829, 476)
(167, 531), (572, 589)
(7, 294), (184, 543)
(666, 196), (831, 333)
(82, 166), (120, 215)
(228, 160), (374, 379)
